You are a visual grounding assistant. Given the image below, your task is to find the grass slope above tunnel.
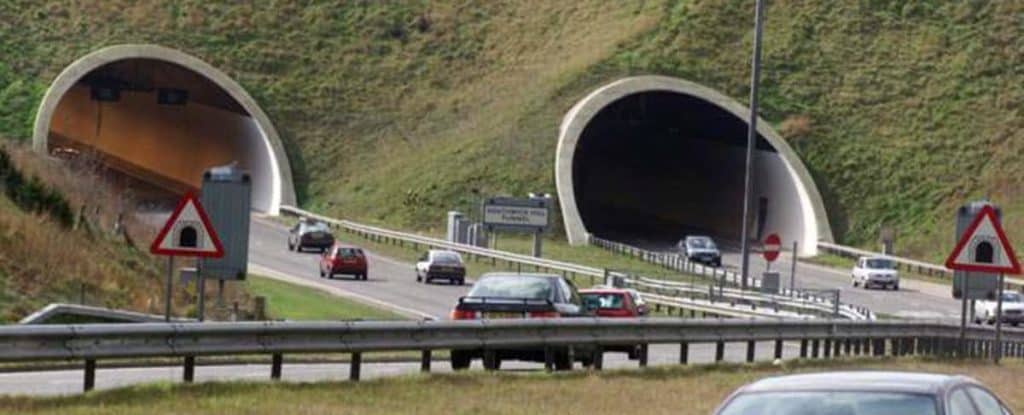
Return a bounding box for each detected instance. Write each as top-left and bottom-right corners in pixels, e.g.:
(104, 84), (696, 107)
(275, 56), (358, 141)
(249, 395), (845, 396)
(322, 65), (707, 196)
(2, 1), (1024, 260)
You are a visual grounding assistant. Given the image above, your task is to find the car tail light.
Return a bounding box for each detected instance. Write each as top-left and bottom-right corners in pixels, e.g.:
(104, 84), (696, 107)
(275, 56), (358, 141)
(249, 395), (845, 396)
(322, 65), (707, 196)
(528, 311), (560, 319)
(450, 309), (477, 320)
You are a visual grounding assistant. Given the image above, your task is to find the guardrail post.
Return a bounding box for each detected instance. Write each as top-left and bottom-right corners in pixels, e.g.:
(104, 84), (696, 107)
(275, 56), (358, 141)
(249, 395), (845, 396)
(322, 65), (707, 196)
(873, 339), (885, 356)
(592, 346), (604, 370)
(183, 356), (195, 383)
(639, 344), (649, 368)
(83, 359), (96, 392)
(421, 350), (431, 372)
(823, 339), (831, 358)
(271, 353), (283, 380)
(854, 339), (862, 355)
(680, 343), (689, 364)
(350, 352), (362, 381)
(544, 347), (555, 372)
(890, 339), (899, 357)
(715, 341), (725, 362)
(746, 341), (756, 362)
(800, 340), (808, 358)
(811, 340), (820, 358)
(483, 350), (499, 371)
(774, 339), (783, 359)
(834, 339), (842, 357)
(843, 339), (852, 356)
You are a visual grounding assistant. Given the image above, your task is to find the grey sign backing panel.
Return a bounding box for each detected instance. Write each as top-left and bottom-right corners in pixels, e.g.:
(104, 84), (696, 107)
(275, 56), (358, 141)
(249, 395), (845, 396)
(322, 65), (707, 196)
(200, 170), (252, 280)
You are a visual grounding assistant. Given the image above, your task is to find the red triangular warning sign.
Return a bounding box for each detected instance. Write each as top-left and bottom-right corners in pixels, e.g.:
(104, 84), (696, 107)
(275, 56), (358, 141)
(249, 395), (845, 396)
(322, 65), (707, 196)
(149, 192), (224, 258)
(944, 205), (1021, 274)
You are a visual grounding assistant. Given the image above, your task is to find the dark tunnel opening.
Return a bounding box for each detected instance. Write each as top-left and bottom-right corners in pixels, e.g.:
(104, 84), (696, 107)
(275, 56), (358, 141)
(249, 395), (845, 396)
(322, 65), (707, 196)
(572, 91), (777, 248)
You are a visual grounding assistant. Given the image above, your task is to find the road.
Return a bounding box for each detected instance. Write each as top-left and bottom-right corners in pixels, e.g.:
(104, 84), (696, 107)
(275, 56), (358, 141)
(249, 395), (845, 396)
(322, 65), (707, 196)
(626, 236), (961, 320)
(0, 217), (961, 396)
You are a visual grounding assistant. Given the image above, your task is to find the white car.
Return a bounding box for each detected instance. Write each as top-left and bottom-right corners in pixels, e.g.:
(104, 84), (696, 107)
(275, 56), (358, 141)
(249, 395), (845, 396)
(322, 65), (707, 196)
(851, 256), (899, 290)
(415, 250), (466, 285)
(974, 292), (1024, 326)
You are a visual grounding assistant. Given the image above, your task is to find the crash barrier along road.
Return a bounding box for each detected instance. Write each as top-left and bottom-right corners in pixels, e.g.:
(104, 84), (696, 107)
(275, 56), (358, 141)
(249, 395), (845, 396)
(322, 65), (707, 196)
(1, 319), (1021, 393)
(280, 206), (872, 320)
(588, 235), (873, 320)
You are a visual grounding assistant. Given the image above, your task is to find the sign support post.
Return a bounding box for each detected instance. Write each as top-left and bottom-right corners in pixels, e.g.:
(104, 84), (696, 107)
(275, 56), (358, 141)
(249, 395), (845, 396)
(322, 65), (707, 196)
(995, 273), (1005, 363)
(196, 261), (206, 322)
(959, 272), (969, 357)
(789, 240), (798, 297)
(164, 256), (174, 322)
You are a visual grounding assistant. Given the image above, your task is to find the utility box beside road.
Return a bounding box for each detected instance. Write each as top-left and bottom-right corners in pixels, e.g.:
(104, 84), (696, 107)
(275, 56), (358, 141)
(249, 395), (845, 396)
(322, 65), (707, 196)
(200, 164), (251, 280)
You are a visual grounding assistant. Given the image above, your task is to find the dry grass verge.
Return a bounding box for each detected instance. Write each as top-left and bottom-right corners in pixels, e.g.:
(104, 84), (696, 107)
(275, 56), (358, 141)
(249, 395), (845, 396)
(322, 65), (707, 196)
(3, 357), (1024, 414)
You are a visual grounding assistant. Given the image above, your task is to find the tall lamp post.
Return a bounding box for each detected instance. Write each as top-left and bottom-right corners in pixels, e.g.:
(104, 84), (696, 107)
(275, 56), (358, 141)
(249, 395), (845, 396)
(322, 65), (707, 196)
(739, 0), (766, 290)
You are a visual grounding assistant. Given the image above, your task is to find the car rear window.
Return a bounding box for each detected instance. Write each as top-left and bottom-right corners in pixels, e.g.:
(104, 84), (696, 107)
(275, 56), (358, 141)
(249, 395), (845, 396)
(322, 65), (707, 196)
(337, 248), (362, 258)
(717, 391), (937, 415)
(866, 258), (895, 269)
(581, 293), (625, 309)
(305, 222), (329, 232)
(468, 276), (554, 301)
(433, 252), (462, 264)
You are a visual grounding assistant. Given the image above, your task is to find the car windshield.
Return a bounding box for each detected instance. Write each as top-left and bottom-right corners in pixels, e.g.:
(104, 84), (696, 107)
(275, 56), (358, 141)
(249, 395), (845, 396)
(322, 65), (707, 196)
(468, 276), (553, 301)
(433, 252), (462, 264)
(866, 258), (895, 269)
(1002, 292), (1023, 303)
(717, 391), (937, 415)
(581, 293), (625, 309)
(687, 238), (716, 249)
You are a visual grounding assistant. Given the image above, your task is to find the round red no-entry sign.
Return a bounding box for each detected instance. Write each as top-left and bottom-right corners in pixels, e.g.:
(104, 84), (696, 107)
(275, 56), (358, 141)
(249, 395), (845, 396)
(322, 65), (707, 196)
(763, 233), (781, 262)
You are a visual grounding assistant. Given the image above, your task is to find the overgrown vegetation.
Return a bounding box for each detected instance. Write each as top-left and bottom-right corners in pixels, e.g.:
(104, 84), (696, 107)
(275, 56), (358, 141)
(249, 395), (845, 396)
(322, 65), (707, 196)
(0, 148), (72, 226)
(3, 357), (1024, 414)
(1, 1), (1022, 261)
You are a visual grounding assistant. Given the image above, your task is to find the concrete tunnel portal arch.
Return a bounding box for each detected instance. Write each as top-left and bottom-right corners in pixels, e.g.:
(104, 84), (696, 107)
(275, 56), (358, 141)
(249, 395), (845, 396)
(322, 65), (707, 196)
(556, 76), (833, 256)
(32, 44), (296, 214)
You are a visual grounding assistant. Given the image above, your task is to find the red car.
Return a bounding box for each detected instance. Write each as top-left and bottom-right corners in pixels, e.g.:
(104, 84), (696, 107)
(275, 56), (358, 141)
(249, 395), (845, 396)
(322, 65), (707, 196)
(579, 288), (646, 359)
(579, 288), (644, 317)
(319, 244), (368, 280)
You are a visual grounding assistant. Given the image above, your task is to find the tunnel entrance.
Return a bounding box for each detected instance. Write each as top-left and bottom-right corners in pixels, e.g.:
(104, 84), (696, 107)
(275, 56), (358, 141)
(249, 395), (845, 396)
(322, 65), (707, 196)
(33, 45), (295, 214)
(556, 76), (832, 256)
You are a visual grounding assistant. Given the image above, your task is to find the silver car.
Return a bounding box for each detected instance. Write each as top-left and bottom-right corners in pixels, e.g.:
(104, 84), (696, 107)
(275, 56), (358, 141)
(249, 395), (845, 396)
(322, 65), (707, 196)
(714, 371), (1012, 415)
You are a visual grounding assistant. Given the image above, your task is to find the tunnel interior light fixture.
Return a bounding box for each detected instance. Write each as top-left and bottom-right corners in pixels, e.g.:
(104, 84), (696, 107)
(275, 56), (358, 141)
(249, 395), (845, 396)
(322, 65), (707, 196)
(90, 85), (120, 102)
(157, 88), (189, 106)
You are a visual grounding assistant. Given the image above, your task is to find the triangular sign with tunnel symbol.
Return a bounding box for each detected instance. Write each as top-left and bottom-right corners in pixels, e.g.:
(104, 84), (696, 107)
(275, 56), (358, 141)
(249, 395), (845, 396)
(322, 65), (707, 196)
(945, 205), (1021, 275)
(150, 192), (224, 258)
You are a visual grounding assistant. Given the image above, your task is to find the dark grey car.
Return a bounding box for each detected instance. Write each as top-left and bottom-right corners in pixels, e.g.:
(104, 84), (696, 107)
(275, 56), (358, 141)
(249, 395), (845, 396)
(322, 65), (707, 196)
(287, 220), (335, 252)
(714, 371), (1012, 415)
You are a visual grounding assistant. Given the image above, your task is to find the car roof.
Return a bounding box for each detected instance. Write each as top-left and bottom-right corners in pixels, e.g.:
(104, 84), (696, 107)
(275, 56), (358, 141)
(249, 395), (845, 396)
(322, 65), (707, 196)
(859, 256), (890, 261)
(580, 288), (630, 295)
(738, 371), (972, 395)
(429, 249), (460, 255)
(686, 235), (713, 240)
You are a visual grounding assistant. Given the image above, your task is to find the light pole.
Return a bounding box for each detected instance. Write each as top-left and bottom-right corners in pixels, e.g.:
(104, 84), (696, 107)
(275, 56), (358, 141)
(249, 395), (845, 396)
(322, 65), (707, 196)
(739, 0), (766, 290)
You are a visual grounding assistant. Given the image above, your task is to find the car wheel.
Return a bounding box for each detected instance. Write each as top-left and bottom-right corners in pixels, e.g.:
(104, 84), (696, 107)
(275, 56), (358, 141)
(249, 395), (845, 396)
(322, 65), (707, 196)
(450, 350), (472, 370)
(554, 350), (573, 371)
(288, 242), (294, 251)
(425, 277), (432, 285)
(319, 269), (325, 278)
(361, 274), (368, 281)
(483, 351), (501, 371)
(852, 280), (859, 288)
(862, 281), (870, 290)
(457, 278), (465, 286)
(416, 273), (422, 282)
(892, 284), (899, 291)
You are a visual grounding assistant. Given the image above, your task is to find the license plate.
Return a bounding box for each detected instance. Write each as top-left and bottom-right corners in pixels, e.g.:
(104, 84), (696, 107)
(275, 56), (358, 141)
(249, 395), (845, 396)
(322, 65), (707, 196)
(483, 312), (522, 319)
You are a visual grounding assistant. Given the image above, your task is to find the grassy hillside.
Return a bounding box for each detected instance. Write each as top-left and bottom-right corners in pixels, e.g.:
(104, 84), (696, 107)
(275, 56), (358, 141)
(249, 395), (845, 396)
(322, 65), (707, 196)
(2, 1), (1022, 260)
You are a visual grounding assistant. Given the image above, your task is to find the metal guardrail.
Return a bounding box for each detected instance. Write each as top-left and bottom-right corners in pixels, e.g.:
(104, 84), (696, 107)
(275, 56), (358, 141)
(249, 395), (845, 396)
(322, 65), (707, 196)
(19, 303), (194, 325)
(817, 241), (1024, 288)
(589, 235), (873, 320)
(1, 319), (1021, 393)
(279, 206), (792, 319)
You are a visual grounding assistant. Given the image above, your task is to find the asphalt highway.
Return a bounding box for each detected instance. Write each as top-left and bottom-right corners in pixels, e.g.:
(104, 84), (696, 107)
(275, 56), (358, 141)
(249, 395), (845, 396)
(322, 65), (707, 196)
(0, 217), (964, 396)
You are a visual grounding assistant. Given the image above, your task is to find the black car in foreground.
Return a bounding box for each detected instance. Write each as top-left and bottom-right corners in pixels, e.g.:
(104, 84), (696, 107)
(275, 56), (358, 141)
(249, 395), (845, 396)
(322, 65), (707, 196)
(714, 371), (1012, 415)
(449, 273), (592, 371)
